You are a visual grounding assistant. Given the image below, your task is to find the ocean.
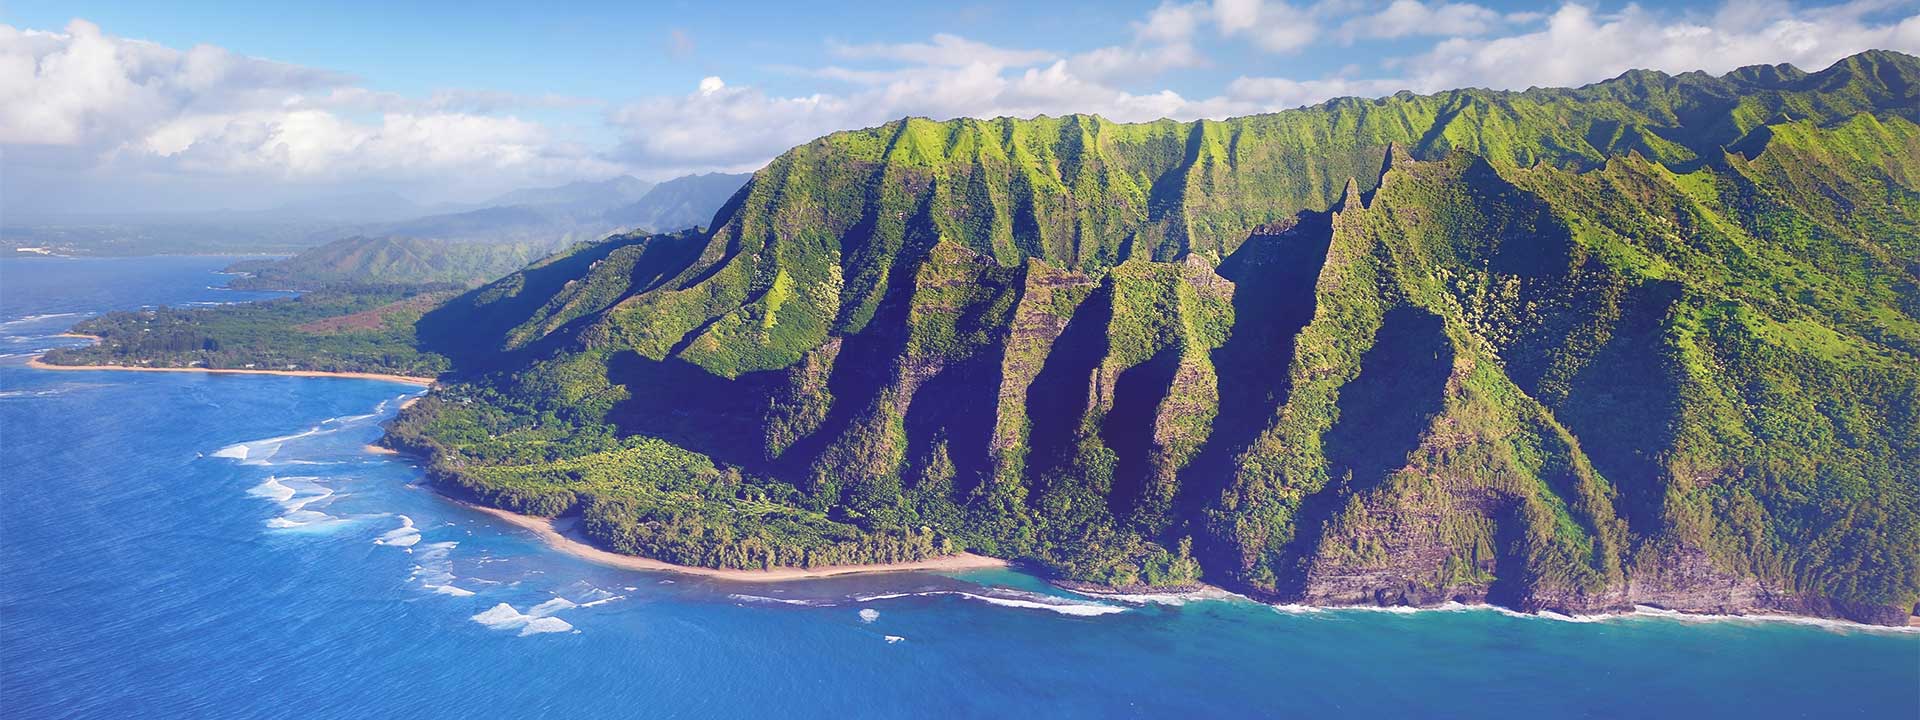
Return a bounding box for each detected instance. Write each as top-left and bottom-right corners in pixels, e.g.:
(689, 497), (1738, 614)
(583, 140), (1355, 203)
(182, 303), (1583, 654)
(2, 255), (1915, 718)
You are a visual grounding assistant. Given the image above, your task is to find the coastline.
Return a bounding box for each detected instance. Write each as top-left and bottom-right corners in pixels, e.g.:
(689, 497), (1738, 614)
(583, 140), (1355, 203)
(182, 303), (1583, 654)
(434, 482), (1916, 627)
(458, 501), (1008, 582)
(361, 410), (1916, 629)
(27, 357), (435, 387)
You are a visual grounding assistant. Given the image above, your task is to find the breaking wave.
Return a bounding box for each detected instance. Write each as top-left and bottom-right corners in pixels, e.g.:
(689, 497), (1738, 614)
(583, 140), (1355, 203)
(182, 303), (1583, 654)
(471, 600), (576, 636)
(856, 589), (1125, 617)
(374, 515), (421, 548)
(727, 594), (820, 607)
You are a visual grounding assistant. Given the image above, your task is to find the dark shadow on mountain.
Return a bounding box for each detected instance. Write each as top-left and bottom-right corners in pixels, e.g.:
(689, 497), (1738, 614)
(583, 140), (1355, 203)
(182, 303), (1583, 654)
(1462, 157), (1574, 279)
(902, 356), (1002, 500)
(1484, 504), (1535, 609)
(605, 351), (782, 472)
(1023, 283), (1115, 486)
(1549, 280), (1684, 536)
(1323, 306), (1453, 492)
(1272, 305), (1454, 597)
(1177, 213), (1331, 527)
(1101, 346), (1183, 526)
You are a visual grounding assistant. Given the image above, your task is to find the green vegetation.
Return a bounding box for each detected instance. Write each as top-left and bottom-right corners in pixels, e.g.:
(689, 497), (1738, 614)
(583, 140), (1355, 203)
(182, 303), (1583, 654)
(377, 52), (1920, 621)
(226, 236), (555, 291)
(43, 285), (454, 378)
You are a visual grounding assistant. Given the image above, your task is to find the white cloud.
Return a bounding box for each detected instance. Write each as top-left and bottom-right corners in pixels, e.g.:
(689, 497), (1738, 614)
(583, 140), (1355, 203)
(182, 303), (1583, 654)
(1065, 42), (1208, 83)
(830, 33), (1054, 68)
(0, 19), (615, 201)
(1399, 1), (1920, 92)
(1136, 2), (1210, 42)
(1212, 0), (1320, 52)
(1337, 1), (1511, 42)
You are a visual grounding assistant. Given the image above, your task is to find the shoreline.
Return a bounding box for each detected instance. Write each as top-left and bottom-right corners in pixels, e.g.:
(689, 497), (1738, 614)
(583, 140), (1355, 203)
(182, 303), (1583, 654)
(28, 357), (435, 387)
(362, 414), (1916, 629)
(458, 501), (1008, 582)
(437, 483), (1916, 627)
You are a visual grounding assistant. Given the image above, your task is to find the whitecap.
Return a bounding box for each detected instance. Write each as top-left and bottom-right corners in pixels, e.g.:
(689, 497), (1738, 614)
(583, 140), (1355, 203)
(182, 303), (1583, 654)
(856, 590), (1124, 617)
(471, 602), (576, 636)
(518, 616), (574, 636)
(431, 585), (477, 597)
(884, 635), (905, 644)
(374, 515), (421, 547)
(728, 593), (815, 606)
(858, 608), (880, 623)
(473, 603), (528, 627)
(1067, 585), (1244, 607)
(528, 597), (577, 616)
(246, 477), (296, 503)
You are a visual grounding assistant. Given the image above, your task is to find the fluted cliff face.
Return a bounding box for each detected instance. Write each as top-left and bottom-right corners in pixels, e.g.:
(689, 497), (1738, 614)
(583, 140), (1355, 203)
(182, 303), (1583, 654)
(394, 51), (1920, 624)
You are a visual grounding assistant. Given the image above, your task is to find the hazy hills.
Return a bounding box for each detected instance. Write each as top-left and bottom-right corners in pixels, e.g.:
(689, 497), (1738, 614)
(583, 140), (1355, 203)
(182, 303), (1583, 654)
(225, 173), (750, 289)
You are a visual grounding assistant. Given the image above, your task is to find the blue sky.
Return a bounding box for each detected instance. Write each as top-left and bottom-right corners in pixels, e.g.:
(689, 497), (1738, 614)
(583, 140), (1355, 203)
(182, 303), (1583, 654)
(3, 0), (1917, 215)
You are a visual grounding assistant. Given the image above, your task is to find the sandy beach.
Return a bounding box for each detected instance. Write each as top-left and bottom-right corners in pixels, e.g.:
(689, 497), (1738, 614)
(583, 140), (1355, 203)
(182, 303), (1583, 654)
(27, 357), (435, 386)
(462, 502), (1008, 581)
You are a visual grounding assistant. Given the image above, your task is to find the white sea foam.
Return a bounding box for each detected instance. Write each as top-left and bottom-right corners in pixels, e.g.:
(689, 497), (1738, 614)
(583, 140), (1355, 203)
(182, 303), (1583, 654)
(1262, 601), (1919, 633)
(1067, 585), (1245, 607)
(431, 584), (477, 597)
(0, 312), (82, 329)
(519, 617), (575, 635)
(247, 476), (346, 530)
(471, 601), (577, 636)
(858, 608), (880, 623)
(528, 597), (577, 616)
(728, 593), (817, 606)
(473, 603), (528, 626)
(856, 590), (1125, 617)
(266, 510), (338, 529)
(884, 635), (905, 644)
(375, 515), (421, 547)
(246, 477), (296, 503)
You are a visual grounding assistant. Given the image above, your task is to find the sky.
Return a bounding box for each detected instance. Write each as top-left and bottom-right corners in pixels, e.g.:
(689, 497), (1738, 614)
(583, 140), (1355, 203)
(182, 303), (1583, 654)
(3, 0), (1918, 217)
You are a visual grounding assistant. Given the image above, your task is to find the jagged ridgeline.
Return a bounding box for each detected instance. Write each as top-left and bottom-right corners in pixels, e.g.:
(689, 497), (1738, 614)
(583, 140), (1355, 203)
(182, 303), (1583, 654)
(394, 50), (1920, 624)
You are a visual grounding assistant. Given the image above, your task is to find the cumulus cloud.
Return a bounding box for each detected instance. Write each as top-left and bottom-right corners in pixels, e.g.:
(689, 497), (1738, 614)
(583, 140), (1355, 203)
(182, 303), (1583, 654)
(830, 33), (1054, 68)
(1336, 1), (1513, 42)
(1212, 0), (1321, 52)
(0, 18), (616, 200)
(1397, 1), (1920, 92)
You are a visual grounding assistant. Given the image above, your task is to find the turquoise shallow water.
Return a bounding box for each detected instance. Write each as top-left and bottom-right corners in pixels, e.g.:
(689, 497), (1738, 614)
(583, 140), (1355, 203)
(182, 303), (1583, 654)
(2, 256), (1916, 718)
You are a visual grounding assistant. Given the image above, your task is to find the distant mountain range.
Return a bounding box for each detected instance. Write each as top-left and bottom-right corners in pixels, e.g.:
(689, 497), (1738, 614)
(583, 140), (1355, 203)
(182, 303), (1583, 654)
(4, 173), (750, 273)
(223, 172), (750, 288)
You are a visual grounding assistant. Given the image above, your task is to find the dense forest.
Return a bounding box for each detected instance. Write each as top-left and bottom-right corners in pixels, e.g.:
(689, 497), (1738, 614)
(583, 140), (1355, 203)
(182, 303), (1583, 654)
(44, 285), (454, 379)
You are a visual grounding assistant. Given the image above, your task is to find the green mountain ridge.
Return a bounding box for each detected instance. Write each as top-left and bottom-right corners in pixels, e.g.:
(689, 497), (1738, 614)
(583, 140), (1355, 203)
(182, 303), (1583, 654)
(388, 50), (1920, 624)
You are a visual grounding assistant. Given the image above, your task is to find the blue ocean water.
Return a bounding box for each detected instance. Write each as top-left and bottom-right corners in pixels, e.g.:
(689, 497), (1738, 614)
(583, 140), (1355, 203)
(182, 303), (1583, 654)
(2, 256), (1915, 719)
